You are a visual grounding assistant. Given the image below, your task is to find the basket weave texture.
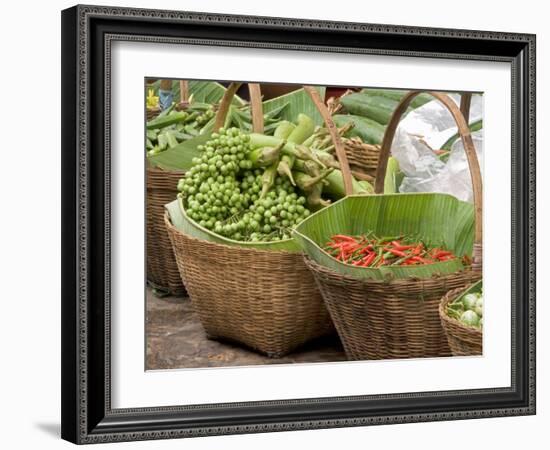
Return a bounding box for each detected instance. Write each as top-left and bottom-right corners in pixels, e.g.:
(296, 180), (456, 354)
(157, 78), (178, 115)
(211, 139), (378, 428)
(439, 287), (483, 356)
(305, 257), (481, 360)
(165, 214), (334, 357)
(344, 138), (380, 178)
(146, 107), (161, 120)
(146, 167), (185, 295)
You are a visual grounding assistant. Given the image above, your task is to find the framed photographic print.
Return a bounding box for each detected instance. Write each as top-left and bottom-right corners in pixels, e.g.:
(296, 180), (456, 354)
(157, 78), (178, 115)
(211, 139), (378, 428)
(61, 4), (536, 444)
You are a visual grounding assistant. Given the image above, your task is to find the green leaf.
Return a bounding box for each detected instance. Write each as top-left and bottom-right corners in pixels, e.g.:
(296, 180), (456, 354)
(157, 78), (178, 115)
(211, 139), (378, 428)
(262, 87), (326, 127)
(451, 279), (483, 304)
(293, 193), (475, 280)
(383, 157), (401, 194)
(454, 200), (475, 257)
(165, 199), (301, 252)
(147, 133), (211, 171)
(439, 119), (483, 163)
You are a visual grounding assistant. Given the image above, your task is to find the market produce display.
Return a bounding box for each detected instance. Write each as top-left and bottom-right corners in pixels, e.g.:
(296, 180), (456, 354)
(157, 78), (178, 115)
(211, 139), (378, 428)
(145, 80), (484, 365)
(323, 234), (463, 268)
(176, 116), (371, 243)
(445, 289), (483, 328)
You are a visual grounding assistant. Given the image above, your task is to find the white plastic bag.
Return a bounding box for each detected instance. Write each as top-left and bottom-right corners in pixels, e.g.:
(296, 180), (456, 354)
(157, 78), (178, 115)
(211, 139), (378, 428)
(391, 94), (483, 202)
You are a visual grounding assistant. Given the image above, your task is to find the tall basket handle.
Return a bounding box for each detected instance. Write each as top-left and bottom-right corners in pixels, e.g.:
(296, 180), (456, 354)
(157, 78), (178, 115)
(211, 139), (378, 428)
(374, 91), (482, 271)
(214, 83), (264, 133)
(304, 86), (354, 196)
(460, 92), (473, 123)
(179, 80), (189, 103)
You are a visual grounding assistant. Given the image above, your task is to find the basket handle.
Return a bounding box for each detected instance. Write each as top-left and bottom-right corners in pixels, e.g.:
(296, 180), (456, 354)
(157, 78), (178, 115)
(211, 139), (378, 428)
(214, 83), (264, 133)
(179, 80), (189, 103)
(374, 91), (482, 270)
(304, 86), (354, 196)
(460, 92), (472, 123)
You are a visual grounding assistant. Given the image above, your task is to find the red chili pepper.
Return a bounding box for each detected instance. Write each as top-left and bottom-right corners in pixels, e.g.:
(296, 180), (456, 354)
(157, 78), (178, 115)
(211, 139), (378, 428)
(391, 241), (415, 251)
(410, 256), (431, 264)
(362, 252), (376, 267)
(412, 244), (423, 255)
(332, 234), (357, 243)
(387, 248), (407, 258)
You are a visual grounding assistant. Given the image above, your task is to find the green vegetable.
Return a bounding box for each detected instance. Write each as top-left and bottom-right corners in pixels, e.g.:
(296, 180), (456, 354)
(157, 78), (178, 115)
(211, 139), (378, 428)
(340, 93), (399, 125)
(157, 132), (168, 151)
(323, 170), (371, 198)
(260, 163), (279, 199)
(293, 168), (334, 192)
(286, 114), (315, 145)
(462, 293), (479, 310)
(146, 111), (189, 130)
(384, 157), (401, 194)
(249, 134), (319, 164)
(333, 114), (385, 144)
(274, 121), (298, 185)
(146, 129), (158, 141)
(473, 297), (483, 317)
(360, 88), (433, 109)
(306, 182), (330, 209)
(460, 310), (480, 327)
(247, 142), (284, 168)
(155, 102), (176, 118)
(165, 130), (179, 148)
(178, 127), (312, 243)
(273, 121), (296, 139)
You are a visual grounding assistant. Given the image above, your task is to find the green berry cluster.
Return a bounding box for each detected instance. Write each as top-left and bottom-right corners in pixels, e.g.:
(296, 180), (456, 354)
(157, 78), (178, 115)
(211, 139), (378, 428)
(177, 127), (311, 242)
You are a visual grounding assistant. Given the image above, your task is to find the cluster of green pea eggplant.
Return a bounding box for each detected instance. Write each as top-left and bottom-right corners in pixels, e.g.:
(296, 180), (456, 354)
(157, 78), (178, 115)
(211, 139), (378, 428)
(249, 114), (373, 209)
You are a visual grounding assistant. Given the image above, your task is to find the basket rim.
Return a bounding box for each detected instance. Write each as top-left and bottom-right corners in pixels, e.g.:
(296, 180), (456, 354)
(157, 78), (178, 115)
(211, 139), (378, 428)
(146, 165), (186, 176)
(173, 197), (301, 252)
(292, 192), (467, 268)
(164, 211), (301, 257)
(304, 254), (475, 287)
(438, 286), (483, 336)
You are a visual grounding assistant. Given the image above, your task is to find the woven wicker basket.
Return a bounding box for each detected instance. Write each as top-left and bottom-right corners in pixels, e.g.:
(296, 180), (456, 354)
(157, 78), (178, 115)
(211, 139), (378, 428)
(303, 91), (483, 360)
(344, 138), (380, 180)
(163, 83), (336, 357)
(146, 166), (186, 295)
(145, 81), (194, 295)
(439, 287), (483, 356)
(165, 213), (334, 357)
(306, 258), (479, 359)
(146, 107), (161, 121)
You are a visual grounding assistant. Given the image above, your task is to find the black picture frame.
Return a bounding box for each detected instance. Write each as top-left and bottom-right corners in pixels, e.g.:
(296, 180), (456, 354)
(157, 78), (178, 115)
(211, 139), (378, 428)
(61, 4), (536, 444)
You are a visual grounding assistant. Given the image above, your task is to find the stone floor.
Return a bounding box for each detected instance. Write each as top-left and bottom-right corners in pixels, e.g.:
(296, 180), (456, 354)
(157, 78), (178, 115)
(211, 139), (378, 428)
(146, 288), (347, 370)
